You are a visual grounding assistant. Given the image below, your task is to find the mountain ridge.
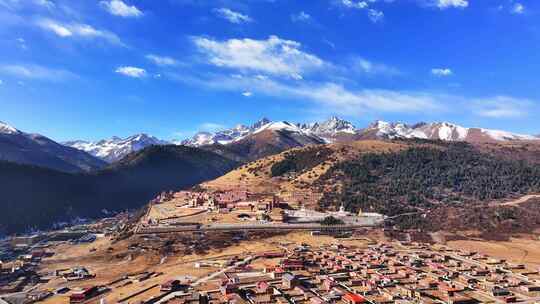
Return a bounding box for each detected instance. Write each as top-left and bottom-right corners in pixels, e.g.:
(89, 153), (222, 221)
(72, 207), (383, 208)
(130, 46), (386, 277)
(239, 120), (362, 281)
(0, 121), (107, 173)
(0, 144), (239, 235)
(64, 133), (168, 163)
(59, 118), (539, 163)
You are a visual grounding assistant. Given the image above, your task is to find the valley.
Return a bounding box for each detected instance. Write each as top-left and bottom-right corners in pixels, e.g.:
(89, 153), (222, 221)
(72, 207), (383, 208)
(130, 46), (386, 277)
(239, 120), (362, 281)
(4, 2), (540, 303)
(2, 118), (540, 304)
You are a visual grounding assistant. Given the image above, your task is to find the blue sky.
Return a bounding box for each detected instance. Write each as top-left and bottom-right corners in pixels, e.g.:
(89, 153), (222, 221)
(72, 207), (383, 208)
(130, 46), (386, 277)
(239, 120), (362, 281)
(0, 0), (539, 141)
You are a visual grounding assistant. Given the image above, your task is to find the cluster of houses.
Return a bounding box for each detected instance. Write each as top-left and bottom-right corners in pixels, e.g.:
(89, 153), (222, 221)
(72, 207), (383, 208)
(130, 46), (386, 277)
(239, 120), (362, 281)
(148, 189), (384, 227)
(145, 189), (282, 226)
(168, 190), (279, 214)
(154, 242), (540, 304)
(0, 214), (129, 304)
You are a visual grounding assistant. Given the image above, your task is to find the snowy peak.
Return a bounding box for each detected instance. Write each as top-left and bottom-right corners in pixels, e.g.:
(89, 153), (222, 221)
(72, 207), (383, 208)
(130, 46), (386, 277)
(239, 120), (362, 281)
(181, 125), (252, 147)
(64, 133), (168, 163)
(251, 117), (271, 130)
(415, 122), (468, 141)
(363, 120), (536, 142)
(254, 121), (305, 134)
(0, 121), (106, 172)
(366, 120), (424, 139)
(0, 121), (20, 135)
(63, 117), (539, 161)
(181, 117), (355, 147)
(300, 116), (356, 136)
(477, 128), (536, 141)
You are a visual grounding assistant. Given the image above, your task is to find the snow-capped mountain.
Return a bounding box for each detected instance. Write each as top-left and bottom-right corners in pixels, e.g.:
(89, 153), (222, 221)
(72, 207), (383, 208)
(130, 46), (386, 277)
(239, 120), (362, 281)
(297, 116), (357, 143)
(0, 121), (20, 135)
(64, 134), (169, 163)
(182, 117), (356, 147)
(0, 121), (106, 172)
(62, 117), (538, 164)
(361, 120), (537, 142)
(180, 123), (255, 147)
(298, 116), (356, 135)
(181, 118), (270, 147)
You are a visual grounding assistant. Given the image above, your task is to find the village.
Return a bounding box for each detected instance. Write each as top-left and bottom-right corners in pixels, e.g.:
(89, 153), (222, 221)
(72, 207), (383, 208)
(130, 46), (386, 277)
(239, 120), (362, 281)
(4, 230), (540, 304)
(2, 189), (540, 304)
(138, 189), (385, 234)
(0, 213), (130, 303)
(140, 239), (540, 304)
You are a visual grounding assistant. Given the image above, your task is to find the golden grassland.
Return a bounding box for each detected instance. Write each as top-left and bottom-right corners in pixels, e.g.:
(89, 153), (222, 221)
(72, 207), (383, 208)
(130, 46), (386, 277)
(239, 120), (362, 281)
(447, 236), (540, 269)
(203, 140), (407, 205)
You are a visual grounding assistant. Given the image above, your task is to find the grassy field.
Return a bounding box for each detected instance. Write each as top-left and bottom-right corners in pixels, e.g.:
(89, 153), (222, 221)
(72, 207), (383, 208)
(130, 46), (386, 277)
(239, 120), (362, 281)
(447, 236), (540, 269)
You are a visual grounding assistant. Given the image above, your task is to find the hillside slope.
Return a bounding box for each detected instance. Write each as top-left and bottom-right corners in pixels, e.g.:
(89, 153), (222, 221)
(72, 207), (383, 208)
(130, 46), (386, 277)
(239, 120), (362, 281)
(0, 145), (238, 235)
(203, 139), (540, 232)
(0, 123), (106, 173)
(318, 141), (540, 215)
(202, 128), (325, 162)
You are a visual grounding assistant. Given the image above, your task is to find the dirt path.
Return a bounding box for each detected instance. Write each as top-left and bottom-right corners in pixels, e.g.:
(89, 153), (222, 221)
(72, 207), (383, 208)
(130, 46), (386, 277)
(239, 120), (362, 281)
(499, 194), (540, 206)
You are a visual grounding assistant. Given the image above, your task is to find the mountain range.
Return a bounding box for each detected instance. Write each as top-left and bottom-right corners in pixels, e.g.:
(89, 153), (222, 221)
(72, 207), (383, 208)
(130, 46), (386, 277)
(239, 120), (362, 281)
(1, 117), (539, 235)
(62, 117), (540, 163)
(0, 121), (106, 173)
(0, 145), (238, 235)
(64, 134), (168, 163)
(361, 120), (537, 142)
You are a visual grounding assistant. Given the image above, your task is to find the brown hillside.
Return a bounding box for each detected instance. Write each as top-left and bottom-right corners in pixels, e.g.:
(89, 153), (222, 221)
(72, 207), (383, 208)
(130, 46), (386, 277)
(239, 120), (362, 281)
(203, 140), (406, 203)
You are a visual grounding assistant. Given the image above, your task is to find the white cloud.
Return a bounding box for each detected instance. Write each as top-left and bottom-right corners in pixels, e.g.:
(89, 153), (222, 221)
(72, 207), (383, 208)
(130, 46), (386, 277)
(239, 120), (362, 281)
(0, 64), (77, 81)
(352, 57), (400, 76)
(511, 3), (524, 14)
(37, 19), (72, 37)
(341, 0), (369, 9)
(175, 71), (539, 120)
(291, 11), (312, 23)
(213, 8), (252, 24)
(338, 1), (384, 23)
(431, 68), (453, 76)
(193, 35), (325, 79)
(146, 54), (178, 66)
(100, 0), (143, 18)
(242, 91), (253, 97)
(36, 18), (124, 46)
(33, 0), (55, 9)
(1, 0), (54, 10)
(472, 96), (531, 118)
(368, 9), (384, 23)
(172, 73), (442, 115)
(16, 37), (27, 50)
(0, 79), (3, 85)
(433, 0), (468, 9)
(115, 66), (147, 78)
(285, 83), (440, 114)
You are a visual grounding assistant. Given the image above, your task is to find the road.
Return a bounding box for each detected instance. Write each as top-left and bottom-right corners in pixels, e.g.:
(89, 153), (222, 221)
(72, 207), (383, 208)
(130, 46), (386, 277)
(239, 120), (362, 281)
(499, 194), (540, 207)
(153, 255), (255, 304)
(136, 220), (383, 234)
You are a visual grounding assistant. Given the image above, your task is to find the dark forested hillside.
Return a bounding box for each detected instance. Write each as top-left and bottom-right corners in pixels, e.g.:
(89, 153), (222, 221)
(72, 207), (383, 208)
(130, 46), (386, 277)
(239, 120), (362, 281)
(0, 145), (238, 235)
(0, 132), (107, 173)
(319, 141), (540, 215)
(270, 146), (333, 177)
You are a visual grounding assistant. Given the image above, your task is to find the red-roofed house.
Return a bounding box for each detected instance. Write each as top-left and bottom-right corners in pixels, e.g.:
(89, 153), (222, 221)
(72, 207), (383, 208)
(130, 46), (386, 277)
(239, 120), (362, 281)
(343, 293), (366, 304)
